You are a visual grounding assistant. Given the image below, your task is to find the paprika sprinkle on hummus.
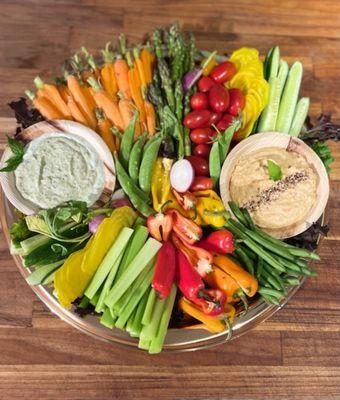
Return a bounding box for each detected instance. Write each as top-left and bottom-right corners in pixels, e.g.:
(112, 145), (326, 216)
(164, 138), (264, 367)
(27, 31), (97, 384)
(229, 147), (318, 230)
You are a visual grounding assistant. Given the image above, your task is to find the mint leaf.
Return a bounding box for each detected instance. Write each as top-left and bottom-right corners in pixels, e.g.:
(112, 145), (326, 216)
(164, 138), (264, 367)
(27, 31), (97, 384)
(0, 136), (24, 172)
(267, 159), (282, 181)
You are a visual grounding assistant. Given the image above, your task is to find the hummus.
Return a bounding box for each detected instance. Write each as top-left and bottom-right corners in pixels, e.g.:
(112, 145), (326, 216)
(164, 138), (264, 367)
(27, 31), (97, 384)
(229, 147), (318, 230)
(15, 133), (105, 209)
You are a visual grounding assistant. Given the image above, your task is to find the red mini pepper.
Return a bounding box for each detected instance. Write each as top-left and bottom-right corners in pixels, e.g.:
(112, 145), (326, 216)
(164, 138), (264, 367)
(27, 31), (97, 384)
(198, 229), (235, 254)
(147, 212), (173, 242)
(152, 241), (177, 299)
(166, 209), (202, 244)
(172, 232), (213, 277)
(171, 189), (197, 212)
(177, 250), (226, 316)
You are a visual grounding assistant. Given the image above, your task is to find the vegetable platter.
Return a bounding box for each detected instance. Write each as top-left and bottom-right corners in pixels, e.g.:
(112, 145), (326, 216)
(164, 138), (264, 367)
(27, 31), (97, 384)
(0, 23), (338, 354)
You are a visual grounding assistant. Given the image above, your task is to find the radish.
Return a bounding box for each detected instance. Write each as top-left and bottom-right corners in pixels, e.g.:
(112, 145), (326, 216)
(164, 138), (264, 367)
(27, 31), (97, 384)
(170, 159), (194, 192)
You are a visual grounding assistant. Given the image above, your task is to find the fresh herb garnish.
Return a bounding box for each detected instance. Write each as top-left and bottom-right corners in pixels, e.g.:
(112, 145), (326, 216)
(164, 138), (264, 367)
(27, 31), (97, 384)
(267, 159), (282, 181)
(0, 136), (25, 172)
(9, 217), (32, 241)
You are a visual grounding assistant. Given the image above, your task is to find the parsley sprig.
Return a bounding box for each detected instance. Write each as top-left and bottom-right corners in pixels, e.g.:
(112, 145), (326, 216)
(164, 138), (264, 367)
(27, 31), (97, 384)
(0, 136), (24, 172)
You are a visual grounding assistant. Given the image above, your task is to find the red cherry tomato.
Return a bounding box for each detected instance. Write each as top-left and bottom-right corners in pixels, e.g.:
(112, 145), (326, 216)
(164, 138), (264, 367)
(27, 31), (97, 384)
(190, 176), (213, 191)
(184, 110), (212, 129)
(209, 112), (222, 125)
(216, 114), (234, 132)
(190, 128), (215, 144)
(210, 61), (237, 84)
(228, 88), (245, 116)
(190, 92), (209, 110)
(197, 76), (214, 92)
(209, 84), (230, 113)
(185, 155), (209, 176)
(193, 143), (211, 160)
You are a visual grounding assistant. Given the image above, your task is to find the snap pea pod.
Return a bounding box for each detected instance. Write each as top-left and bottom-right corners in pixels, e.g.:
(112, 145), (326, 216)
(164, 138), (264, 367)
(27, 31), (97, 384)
(128, 133), (146, 184)
(209, 140), (221, 187)
(114, 155), (154, 217)
(119, 111), (139, 169)
(139, 135), (162, 195)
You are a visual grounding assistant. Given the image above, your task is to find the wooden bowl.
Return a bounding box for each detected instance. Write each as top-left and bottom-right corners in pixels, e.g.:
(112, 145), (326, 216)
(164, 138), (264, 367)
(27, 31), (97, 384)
(0, 120), (116, 215)
(219, 132), (330, 239)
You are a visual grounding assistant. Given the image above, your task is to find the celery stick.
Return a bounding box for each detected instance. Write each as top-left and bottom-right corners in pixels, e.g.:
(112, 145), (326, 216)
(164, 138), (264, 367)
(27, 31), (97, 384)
(113, 262), (152, 315)
(90, 285), (103, 306)
(104, 238), (162, 309)
(114, 265), (153, 329)
(142, 288), (157, 326)
(126, 308), (137, 333)
(258, 60), (288, 132)
(85, 227), (133, 299)
(138, 338), (151, 350)
(263, 47), (274, 80)
(115, 225), (149, 281)
(130, 289), (150, 337)
(26, 260), (65, 285)
(78, 296), (91, 309)
(139, 295), (166, 343)
(42, 270), (57, 285)
(148, 285), (177, 354)
(100, 307), (116, 329)
(275, 61), (303, 133)
(95, 248), (125, 313)
(289, 97), (310, 137)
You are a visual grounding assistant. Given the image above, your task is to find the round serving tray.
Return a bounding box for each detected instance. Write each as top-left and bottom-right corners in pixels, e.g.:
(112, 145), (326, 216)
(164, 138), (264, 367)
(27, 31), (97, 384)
(0, 188), (308, 352)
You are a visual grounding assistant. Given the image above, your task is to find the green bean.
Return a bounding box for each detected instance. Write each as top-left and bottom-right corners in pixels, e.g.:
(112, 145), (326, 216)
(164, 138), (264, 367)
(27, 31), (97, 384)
(225, 221), (286, 273)
(231, 219), (297, 262)
(258, 287), (285, 299)
(209, 141), (221, 187)
(262, 263), (287, 295)
(234, 247), (254, 275)
(260, 293), (281, 306)
(128, 133), (146, 184)
(114, 155), (153, 217)
(139, 135), (162, 195)
(256, 256), (264, 279)
(119, 111), (139, 169)
(239, 244), (257, 261)
(273, 255), (303, 273)
(288, 247), (320, 260)
(283, 277), (301, 286)
(228, 201), (249, 227)
(241, 207), (256, 230)
(260, 269), (282, 292)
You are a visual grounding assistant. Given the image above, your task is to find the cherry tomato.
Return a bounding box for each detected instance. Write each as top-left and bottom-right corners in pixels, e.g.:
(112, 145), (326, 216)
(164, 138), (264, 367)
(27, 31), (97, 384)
(197, 76), (214, 92)
(184, 110), (212, 129)
(186, 155), (209, 176)
(190, 176), (213, 191)
(190, 128), (215, 144)
(209, 84), (229, 113)
(209, 112), (222, 125)
(193, 143), (211, 160)
(190, 92), (209, 110)
(210, 61), (237, 84)
(228, 88), (245, 116)
(216, 114), (234, 132)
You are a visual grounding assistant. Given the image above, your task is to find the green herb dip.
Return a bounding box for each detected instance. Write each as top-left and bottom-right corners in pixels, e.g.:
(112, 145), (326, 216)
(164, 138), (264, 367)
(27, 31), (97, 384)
(15, 133), (105, 209)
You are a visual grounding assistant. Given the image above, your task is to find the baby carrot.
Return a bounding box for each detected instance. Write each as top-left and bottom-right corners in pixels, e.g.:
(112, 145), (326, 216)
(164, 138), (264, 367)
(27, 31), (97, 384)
(25, 90), (63, 120)
(67, 96), (89, 127)
(114, 57), (131, 100)
(66, 74), (96, 129)
(95, 108), (116, 152)
(88, 77), (124, 131)
(101, 42), (118, 100)
(118, 96), (134, 130)
(34, 77), (72, 120)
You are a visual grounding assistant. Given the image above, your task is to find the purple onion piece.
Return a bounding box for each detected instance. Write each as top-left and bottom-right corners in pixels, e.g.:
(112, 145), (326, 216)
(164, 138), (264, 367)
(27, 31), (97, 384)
(89, 214), (106, 234)
(182, 68), (201, 92)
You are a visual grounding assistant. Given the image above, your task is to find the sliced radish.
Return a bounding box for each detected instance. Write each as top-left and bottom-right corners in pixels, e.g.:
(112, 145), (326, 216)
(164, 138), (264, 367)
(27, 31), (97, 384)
(170, 159), (194, 193)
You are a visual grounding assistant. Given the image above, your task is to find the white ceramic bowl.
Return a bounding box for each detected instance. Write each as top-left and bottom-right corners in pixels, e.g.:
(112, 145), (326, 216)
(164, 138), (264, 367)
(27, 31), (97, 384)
(219, 132), (329, 239)
(0, 120), (116, 214)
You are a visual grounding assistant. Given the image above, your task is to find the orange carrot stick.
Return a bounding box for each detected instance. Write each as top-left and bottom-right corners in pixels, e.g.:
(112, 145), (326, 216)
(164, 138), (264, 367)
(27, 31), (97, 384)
(34, 77), (72, 120)
(25, 90), (63, 120)
(66, 74), (96, 129)
(95, 108), (116, 152)
(88, 77), (124, 131)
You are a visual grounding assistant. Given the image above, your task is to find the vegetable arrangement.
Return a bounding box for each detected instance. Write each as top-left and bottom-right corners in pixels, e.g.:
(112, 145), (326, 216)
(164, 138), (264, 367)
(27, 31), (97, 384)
(2, 23), (337, 354)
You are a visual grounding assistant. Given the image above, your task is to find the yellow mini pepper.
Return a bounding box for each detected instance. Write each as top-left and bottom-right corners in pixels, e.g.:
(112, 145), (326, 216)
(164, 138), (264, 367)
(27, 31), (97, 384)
(193, 190), (228, 228)
(151, 157), (173, 212)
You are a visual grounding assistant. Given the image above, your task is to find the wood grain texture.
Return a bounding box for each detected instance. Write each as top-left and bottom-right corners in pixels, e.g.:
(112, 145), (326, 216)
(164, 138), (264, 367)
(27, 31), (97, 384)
(0, 0), (340, 399)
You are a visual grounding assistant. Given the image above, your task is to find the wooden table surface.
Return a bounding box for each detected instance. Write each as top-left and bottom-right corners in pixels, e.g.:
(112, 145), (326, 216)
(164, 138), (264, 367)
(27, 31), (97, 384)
(1, 1), (340, 399)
